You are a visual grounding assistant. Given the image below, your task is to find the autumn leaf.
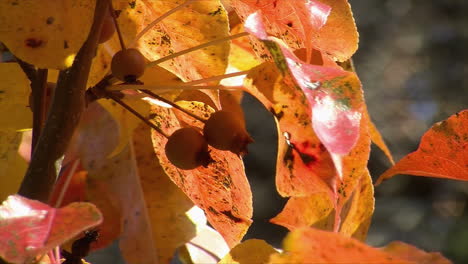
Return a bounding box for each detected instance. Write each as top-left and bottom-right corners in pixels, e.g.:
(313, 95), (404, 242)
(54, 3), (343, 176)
(232, 0), (358, 62)
(150, 100), (252, 247)
(269, 227), (412, 264)
(244, 62), (335, 197)
(0, 63), (32, 201)
(231, 0), (330, 61)
(0, 63), (32, 130)
(0, 0), (95, 69)
(133, 124), (196, 264)
(219, 239), (277, 264)
(376, 110), (468, 184)
(115, 0), (230, 108)
(244, 12), (365, 178)
(367, 112), (395, 165)
(0, 195), (102, 264)
(380, 241), (452, 264)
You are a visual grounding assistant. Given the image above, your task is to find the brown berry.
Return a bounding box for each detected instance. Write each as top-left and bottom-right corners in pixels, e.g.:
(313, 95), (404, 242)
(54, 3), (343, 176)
(203, 111), (253, 155)
(98, 11), (116, 43)
(165, 127), (212, 170)
(111, 48), (146, 82)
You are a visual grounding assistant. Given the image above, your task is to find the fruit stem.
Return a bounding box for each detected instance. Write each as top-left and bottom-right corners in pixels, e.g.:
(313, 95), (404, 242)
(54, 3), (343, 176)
(51, 159), (80, 208)
(140, 89), (208, 122)
(183, 70), (249, 86)
(110, 1), (126, 50)
(132, 0), (196, 46)
(146, 32), (250, 68)
(107, 84), (231, 92)
(108, 93), (170, 138)
(187, 241), (221, 262)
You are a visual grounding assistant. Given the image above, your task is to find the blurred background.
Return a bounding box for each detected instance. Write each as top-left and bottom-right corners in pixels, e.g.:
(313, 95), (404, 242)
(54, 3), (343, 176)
(243, 0), (468, 263)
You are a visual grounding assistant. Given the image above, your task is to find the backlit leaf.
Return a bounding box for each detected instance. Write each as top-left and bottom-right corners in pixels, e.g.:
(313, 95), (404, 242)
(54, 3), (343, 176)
(269, 228), (412, 264)
(376, 110), (468, 184)
(150, 101), (252, 247)
(133, 124), (196, 264)
(116, 0), (230, 108)
(368, 113), (395, 165)
(245, 12), (365, 174)
(244, 62), (334, 197)
(0, 0), (95, 69)
(380, 241), (452, 264)
(0, 195), (102, 264)
(219, 239), (277, 264)
(231, 0), (331, 60)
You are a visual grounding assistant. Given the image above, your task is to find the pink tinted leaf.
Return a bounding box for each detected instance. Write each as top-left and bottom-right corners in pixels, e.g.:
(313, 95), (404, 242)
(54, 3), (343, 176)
(245, 12), (364, 159)
(0, 195), (102, 264)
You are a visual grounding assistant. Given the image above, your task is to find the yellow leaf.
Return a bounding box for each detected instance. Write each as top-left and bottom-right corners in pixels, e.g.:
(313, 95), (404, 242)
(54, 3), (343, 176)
(0, 130), (27, 202)
(0, 63), (32, 130)
(339, 169), (375, 241)
(0, 0), (96, 69)
(98, 98), (150, 157)
(219, 239), (277, 264)
(133, 124), (196, 264)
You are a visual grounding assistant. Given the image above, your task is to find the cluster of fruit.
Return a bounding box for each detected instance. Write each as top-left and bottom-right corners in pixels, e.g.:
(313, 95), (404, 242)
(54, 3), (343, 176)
(165, 110), (253, 170)
(105, 9), (252, 171)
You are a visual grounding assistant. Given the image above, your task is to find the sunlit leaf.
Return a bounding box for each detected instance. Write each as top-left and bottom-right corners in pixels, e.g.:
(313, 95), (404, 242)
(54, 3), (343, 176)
(244, 62), (335, 197)
(270, 193), (334, 231)
(231, 0), (330, 60)
(339, 169), (374, 241)
(367, 113), (395, 165)
(376, 110), (468, 184)
(244, 12), (365, 176)
(219, 239), (277, 264)
(116, 0), (230, 108)
(133, 124), (196, 264)
(0, 0), (96, 69)
(269, 227), (412, 264)
(380, 241), (452, 264)
(150, 101), (252, 247)
(0, 195), (102, 264)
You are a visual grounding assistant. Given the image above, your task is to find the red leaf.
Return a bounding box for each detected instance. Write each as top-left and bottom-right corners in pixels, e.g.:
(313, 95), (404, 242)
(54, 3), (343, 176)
(377, 110), (468, 184)
(0, 195), (102, 264)
(150, 101), (252, 247)
(232, 0), (331, 60)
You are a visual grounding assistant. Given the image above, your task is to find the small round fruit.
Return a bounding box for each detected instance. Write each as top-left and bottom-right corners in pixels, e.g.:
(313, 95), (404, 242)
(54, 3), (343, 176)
(203, 111), (253, 155)
(111, 48), (146, 82)
(165, 127), (212, 170)
(98, 12), (116, 43)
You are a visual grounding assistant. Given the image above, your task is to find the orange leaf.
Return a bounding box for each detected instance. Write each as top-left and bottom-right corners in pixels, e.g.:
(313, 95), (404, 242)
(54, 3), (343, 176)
(380, 241), (452, 264)
(269, 228), (413, 264)
(150, 101), (252, 247)
(376, 110), (468, 185)
(367, 113), (395, 165)
(244, 62), (335, 197)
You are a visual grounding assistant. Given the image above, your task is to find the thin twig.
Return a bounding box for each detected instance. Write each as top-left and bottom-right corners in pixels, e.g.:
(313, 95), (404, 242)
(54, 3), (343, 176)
(131, 0), (196, 46)
(52, 159), (80, 208)
(108, 94), (170, 138)
(140, 89), (207, 122)
(187, 241), (221, 262)
(31, 69), (48, 157)
(146, 32), (250, 68)
(110, 1), (126, 50)
(182, 70), (249, 86)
